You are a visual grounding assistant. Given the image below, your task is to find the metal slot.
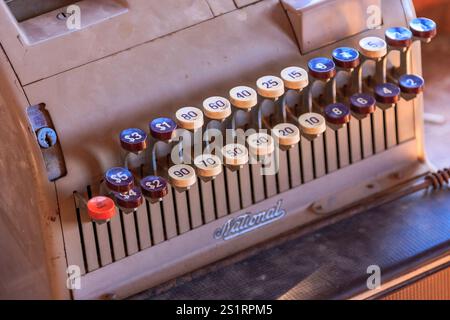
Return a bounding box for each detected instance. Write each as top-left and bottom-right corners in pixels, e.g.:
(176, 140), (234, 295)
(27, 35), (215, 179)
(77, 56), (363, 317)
(26, 104), (67, 181)
(277, 149), (290, 193)
(288, 145), (302, 188)
(348, 118), (362, 163)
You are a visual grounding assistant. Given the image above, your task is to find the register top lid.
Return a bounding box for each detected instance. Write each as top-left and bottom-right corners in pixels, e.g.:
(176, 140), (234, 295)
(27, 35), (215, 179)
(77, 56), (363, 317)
(282, 0), (331, 13)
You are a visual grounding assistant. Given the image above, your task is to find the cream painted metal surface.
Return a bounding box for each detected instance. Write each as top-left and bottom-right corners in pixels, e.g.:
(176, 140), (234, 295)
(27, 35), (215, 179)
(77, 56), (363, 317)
(283, 0), (383, 53)
(0, 0), (432, 299)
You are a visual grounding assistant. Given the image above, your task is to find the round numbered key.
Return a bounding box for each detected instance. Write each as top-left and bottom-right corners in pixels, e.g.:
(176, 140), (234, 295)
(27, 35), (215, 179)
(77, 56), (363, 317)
(358, 37), (387, 59)
(272, 123), (300, 146)
(229, 86), (258, 110)
(222, 144), (249, 166)
(168, 164), (197, 189)
(374, 83), (401, 104)
(194, 154), (223, 178)
(280, 66), (309, 90)
(308, 57), (336, 80)
(119, 128), (147, 153)
(324, 103), (351, 126)
(105, 167), (134, 193)
(202, 96), (232, 121)
(399, 74), (425, 95)
(87, 196), (116, 222)
(175, 107), (204, 130)
(256, 76), (285, 99)
(247, 133), (275, 156)
(140, 176), (168, 200)
(114, 187), (143, 211)
(409, 17), (437, 40)
(332, 47), (361, 69)
(149, 117), (177, 141)
(298, 113), (327, 136)
(350, 93), (376, 116)
(385, 27), (413, 48)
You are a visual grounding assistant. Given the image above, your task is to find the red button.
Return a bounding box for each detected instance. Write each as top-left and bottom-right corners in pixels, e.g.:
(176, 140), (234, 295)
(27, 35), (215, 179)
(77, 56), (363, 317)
(87, 196), (116, 221)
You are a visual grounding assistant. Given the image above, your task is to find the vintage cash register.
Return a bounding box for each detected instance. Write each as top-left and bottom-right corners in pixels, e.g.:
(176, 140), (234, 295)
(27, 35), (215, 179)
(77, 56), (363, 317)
(0, 0), (446, 299)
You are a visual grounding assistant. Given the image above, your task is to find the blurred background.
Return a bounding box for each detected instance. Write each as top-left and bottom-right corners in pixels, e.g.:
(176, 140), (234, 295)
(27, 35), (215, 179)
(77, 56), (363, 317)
(415, 0), (450, 168)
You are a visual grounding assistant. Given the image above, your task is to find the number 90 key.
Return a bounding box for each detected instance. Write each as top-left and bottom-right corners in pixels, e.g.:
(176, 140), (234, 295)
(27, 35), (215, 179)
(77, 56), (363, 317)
(168, 164), (197, 190)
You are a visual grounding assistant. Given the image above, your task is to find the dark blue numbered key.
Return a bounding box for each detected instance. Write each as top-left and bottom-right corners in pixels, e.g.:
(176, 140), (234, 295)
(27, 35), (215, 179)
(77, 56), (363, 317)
(350, 93), (376, 116)
(374, 83), (401, 105)
(409, 17), (437, 40)
(149, 117), (177, 141)
(332, 47), (360, 69)
(324, 103), (351, 126)
(399, 74), (425, 95)
(105, 167), (134, 193)
(114, 187), (143, 211)
(308, 57), (336, 80)
(385, 27), (413, 47)
(120, 128), (147, 153)
(140, 175), (168, 200)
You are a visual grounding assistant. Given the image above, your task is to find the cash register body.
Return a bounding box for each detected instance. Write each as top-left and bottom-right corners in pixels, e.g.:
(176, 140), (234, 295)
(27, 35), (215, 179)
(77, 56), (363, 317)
(0, 0), (431, 299)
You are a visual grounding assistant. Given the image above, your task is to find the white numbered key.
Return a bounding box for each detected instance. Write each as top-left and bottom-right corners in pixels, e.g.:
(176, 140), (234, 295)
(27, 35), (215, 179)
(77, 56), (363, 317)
(175, 106), (204, 130)
(256, 76), (285, 99)
(168, 164), (197, 189)
(280, 67), (309, 90)
(272, 123), (300, 146)
(194, 154), (223, 178)
(222, 144), (249, 166)
(229, 86), (258, 110)
(202, 96), (232, 121)
(358, 37), (387, 59)
(247, 133), (275, 156)
(298, 113), (327, 136)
